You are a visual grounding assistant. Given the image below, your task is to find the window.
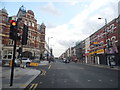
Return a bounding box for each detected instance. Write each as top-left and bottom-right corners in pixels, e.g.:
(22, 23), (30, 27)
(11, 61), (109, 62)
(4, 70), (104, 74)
(9, 40), (14, 45)
(3, 50), (12, 59)
(111, 37), (116, 45)
(28, 22), (31, 26)
(24, 21), (27, 25)
(106, 39), (111, 47)
(32, 23), (34, 27)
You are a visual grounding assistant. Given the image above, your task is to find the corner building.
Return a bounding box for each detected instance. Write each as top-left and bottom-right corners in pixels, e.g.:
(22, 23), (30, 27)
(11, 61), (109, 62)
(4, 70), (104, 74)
(0, 6), (46, 61)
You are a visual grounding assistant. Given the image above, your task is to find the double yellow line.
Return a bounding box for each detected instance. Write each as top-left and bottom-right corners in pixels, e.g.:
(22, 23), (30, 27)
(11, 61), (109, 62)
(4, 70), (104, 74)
(40, 69), (46, 75)
(29, 83), (38, 90)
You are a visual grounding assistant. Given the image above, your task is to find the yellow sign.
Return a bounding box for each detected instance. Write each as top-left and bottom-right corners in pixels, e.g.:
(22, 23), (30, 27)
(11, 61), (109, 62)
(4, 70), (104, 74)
(89, 51), (95, 55)
(96, 49), (104, 54)
(93, 42), (98, 44)
(30, 62), (39, 66)
(10, 60), (12, 67)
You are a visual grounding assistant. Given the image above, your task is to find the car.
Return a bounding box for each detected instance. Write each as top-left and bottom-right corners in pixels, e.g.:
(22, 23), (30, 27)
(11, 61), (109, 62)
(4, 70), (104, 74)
(62, 59), (70, 63)
(15, 58), (32, 67)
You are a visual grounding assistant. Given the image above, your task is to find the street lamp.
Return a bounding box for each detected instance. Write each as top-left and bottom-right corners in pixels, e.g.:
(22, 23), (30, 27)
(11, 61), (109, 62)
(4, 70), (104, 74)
(48, 37), (53, 51)
(98, 17), (111, 67)
(98, 17), (108, 48)
(47, 37), (53, 62)
(98, 18), (107, 25)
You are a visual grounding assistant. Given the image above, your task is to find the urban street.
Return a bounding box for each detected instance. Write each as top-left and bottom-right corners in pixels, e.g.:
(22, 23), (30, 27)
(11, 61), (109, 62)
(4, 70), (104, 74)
(25, 60), (119, 89)
(0, 1), (120, 90)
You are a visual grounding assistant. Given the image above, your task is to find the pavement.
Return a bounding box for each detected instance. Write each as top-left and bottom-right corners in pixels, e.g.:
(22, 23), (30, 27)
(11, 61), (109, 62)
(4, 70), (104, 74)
(1, 61), (49, 90)
(1, 60), (119, 89)
(83, 63), (120, 70)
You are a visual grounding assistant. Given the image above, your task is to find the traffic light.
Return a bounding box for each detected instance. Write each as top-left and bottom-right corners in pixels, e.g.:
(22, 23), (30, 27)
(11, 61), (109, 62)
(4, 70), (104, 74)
(22, 24), (29, 45)
(9, 20), (18, 40)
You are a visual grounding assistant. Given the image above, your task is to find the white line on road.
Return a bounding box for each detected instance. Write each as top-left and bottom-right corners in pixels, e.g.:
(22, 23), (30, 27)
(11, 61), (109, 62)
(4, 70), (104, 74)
(40, 69), (46, 75)
(48, 65), (51, 69)
(87, 80), (91, 82)
(64, 80), (67, 83)
(98, 80), (102, 82)
(43, 71), (46, 75)
(110, 80), (113, 82)
(39, 82), (43, 84)
(75, 80), (79, 82)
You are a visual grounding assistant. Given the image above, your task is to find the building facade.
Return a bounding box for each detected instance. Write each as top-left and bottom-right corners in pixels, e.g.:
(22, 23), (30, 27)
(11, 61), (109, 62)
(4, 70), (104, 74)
(85, 37), (91, 64)
(75, 40), (85, 63)
(89, 18), (119, 65)
(0, 6), (46, 62)
(60, 17), (119, 66)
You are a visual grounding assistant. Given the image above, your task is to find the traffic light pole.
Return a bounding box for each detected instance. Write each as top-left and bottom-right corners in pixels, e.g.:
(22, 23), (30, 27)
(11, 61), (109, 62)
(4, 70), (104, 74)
(10, 39), (17, 86)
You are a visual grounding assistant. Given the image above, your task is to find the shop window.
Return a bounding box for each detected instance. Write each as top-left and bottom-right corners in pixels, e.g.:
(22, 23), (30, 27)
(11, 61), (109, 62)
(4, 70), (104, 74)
(3, 55), (7, 59)
(2, 50), (12, 59)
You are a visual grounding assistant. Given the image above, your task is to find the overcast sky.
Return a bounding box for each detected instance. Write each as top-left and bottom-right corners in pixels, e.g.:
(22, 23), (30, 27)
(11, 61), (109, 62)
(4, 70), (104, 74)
(0, 0), (119, 57)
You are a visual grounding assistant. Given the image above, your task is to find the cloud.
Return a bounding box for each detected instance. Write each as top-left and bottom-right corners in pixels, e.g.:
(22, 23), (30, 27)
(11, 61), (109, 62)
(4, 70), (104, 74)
(46, 22), (56, 29)
(69, 0), (118, 35)
(46, 0), (119, 57)
(40, 2), (62, 16)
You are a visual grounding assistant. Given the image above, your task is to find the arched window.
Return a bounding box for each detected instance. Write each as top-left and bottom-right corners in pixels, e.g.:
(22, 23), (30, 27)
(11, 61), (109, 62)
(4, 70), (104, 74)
(111, 36), (116, 46)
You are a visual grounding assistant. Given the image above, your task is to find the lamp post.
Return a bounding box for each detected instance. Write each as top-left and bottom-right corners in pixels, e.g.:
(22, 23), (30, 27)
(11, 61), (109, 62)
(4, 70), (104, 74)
(47, 37), (53, 62)
(98, 17), (111, 67)
(48, 37), (53, 52)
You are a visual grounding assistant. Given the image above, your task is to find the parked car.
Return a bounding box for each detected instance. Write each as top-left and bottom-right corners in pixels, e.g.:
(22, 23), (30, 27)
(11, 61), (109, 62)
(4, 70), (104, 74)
(62, 59), (70, 63)
(15, 58), (32, 67)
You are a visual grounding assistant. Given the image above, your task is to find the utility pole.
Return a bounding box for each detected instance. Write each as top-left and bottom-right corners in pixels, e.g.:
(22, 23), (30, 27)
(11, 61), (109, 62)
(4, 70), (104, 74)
(9, 20), (18, 86)
(10, 39), (17, 86)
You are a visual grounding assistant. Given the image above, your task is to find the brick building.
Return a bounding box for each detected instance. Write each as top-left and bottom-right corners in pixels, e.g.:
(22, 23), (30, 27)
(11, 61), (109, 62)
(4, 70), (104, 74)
(89, 18), (119, 65)
(0, 6), (46, 62)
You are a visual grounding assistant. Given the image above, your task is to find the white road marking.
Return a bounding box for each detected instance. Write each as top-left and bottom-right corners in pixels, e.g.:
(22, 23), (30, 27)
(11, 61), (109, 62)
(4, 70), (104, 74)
(110, 80), (113, 82)
(48, 65), (51, 69)
(75, 80), (79, 82)
(98, 80), (102, 82)
(39, 82), (43, 84)
(87, 80), (91, 82)
(40, 69), (46, 75)
(64, 80), (67, 83)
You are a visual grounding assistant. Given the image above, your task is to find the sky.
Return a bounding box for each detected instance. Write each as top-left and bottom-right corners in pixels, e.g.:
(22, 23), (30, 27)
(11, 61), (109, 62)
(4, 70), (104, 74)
(0, 0), (120, 57)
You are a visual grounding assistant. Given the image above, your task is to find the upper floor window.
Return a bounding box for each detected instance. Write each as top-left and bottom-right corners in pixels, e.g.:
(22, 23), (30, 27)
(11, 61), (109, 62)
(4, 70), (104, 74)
(32, 23), (34, 27)
(28, 22), (31, 26)
(24, 21), (27, 25)
(9, 40), (14, 45)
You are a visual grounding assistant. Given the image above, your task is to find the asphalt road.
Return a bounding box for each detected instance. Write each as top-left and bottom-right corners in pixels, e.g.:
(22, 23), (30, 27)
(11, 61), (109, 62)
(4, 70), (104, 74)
(25, 60), (119, 89)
